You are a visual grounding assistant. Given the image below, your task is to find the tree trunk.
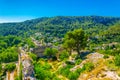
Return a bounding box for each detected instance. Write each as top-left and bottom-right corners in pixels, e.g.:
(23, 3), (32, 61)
(77, 48), (80, 54)
(69, 49), (72, 55)
(77, 48), (81, 58)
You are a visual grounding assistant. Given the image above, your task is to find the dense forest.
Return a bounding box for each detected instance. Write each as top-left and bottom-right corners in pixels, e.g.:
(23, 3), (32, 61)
(0, 16), (120, 37)
(0, 16), (120, 80)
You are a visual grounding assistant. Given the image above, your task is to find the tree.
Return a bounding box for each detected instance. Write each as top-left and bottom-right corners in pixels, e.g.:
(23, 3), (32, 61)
(63, 29), (87, 55)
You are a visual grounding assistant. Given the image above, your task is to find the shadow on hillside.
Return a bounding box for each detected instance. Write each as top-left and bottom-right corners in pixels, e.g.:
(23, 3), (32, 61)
(76, 50), (92, 60)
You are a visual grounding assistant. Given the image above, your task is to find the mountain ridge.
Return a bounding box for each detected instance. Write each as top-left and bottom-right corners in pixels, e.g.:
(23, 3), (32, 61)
(0, 16), (120, 37)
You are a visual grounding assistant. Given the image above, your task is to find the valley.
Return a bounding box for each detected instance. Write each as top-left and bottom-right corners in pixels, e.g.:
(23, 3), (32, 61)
(0, 16), (120, 80)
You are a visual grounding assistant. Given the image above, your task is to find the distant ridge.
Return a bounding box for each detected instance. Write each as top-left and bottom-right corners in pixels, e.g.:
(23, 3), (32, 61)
(0, 16), (120, 37)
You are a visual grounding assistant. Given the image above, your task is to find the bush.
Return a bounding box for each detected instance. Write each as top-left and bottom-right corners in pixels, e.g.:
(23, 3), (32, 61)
(68, 72), (79, 80)
(75, 59), (82, 65)
(52, 76), (61, 80)
(34, 64), (52, 79)
(76, 68), (83, 74)
(58, 64), (81, 80)
(29, 52), (37, 61)
(71, 54), (77, 58)
(5, 63), (16, 72)
(44, 48), (58, 58)
(103, 54), (109, 59)
(59, 50), (69, 60)
(83, 62), (94, 72)
(15, 76), (21, 80)
(58, 64), (73, 77)
(42, 63), (52, 70)
(34, 61), (52, 79)
(114, 55), (120, 66)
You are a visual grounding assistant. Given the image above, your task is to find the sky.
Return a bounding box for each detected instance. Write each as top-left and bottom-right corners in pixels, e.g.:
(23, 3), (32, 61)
(0, 0), (120, 23)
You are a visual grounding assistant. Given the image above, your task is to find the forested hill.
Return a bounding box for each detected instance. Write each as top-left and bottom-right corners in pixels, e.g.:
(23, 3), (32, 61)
(0, 16), (120, 37)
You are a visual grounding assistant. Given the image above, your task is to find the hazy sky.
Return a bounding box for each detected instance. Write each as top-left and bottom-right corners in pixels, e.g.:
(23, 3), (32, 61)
(0, 0), (120, 23)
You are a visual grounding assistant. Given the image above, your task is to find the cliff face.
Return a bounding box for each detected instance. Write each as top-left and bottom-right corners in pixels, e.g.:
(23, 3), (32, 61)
(32, 46), (46, 57)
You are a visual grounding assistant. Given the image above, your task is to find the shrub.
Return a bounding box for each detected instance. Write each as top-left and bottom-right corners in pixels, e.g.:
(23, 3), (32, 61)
(68, 72), (79, 80)
(114, 54), (120, 66)
(42, 62), (52, 70)
(5, 63), (16, 72)
(75, 59), (82, 65)
(44, 48), (58, 57)
(103, 54), (109, 59)
(15, 76), (21, 80)
(58, 64), (73, 77)
(34, 63), (52, 79)
(71, 54), (77, 58)
(59, 50), (69, 60)
(29, 52), (37, 61)
(58, 64), (81, 80)
(83, 62), (94, 72)
(76, 68), (83, 74)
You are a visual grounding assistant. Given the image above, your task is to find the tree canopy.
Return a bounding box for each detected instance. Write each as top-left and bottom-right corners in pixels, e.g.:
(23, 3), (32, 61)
(63, 29), (88, 55)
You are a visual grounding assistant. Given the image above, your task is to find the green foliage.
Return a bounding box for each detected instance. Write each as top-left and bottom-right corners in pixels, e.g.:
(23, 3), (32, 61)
(58, 64), (83, 80)
(0, 36), (21, 50)
(34, 61), (52, 80)
(19, 62), (23, 80)
(82, 62), (94, 72)
(0, 64), (2, 72)
(103, 54), (109, 59)
(114, 55), (120, 66)
(59, 50), (69, 60)
(24, 38), (35, 48)
(15, 76), (21, 80)
(102, 23), (120, 42)
(75, 59), (82, 65)
(5, 63), (16, 72)
(0, 16), (119, 38)
(63, 29), (87, 54)
(58, 64), (74, 77)
(52, 76), (61, 80)
(29, 52), (37, 61)
(68, 72), (79, 80)
(98, 49), (120, 56)
(0, 47), (18, 63)
(44, 48), (58, 57)
(0, 16), (120, 80)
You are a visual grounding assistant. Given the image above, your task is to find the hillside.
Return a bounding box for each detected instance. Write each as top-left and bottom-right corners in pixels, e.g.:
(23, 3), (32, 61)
(0, 16), (120, 80)
(0, 16), (120, 37)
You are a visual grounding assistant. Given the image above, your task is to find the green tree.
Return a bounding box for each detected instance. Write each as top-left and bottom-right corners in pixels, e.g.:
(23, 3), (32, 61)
(63, 29), (87, 55)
